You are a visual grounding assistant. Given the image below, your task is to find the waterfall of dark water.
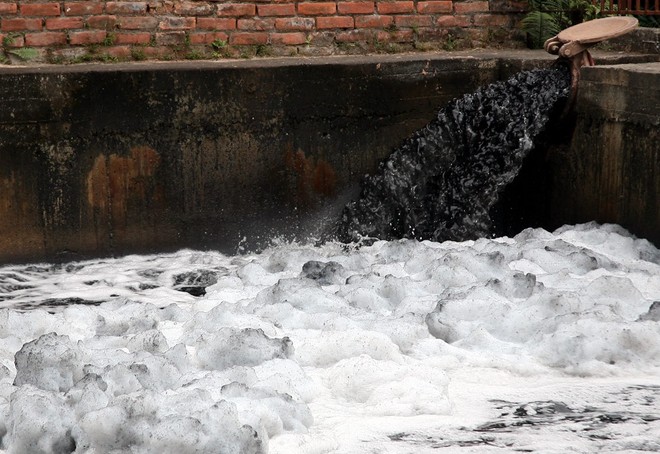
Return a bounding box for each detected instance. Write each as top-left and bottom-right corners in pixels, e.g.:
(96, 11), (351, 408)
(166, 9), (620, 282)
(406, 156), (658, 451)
(336, 65), (571, 243)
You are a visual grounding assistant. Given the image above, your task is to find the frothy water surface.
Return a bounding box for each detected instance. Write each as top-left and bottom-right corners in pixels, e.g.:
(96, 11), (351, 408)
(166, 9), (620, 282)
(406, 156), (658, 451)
(0, 223), (659, 453)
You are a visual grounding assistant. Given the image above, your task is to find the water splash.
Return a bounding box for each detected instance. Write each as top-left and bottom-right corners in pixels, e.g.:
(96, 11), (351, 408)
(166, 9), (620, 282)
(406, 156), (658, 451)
(336, 65), (571, 243)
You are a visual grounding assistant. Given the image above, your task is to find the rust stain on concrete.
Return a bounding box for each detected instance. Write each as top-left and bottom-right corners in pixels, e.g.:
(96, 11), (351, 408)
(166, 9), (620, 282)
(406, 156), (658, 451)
(0, 171), (44, 257)
(86, 146), (163, 229)
(284, 149), (337, 205)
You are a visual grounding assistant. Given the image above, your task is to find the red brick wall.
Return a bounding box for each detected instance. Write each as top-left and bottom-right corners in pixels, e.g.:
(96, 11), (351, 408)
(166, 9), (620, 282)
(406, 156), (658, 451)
(0, 0), (526, 63)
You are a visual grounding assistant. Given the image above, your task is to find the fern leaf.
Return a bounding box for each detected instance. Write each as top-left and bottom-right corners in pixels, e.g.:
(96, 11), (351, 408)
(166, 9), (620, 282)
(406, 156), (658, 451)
(520, 11), (563, 48)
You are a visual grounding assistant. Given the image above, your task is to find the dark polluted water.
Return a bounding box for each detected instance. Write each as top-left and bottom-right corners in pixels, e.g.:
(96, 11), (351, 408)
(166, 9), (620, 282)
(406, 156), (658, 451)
(336, 65), (571, 243)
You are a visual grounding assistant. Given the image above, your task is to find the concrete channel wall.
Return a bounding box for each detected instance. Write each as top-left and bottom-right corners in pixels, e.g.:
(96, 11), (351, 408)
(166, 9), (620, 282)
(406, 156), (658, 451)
(550, 62), (660, 247)
(0, 51), (658, 263)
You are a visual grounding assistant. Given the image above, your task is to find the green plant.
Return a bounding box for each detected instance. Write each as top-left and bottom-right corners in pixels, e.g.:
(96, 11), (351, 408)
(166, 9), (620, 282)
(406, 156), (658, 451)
(47, 53), (65, 64)
(413, 40), (435, 51)
(637, 15), (659, 28)
(186, 49), (204, 60)
(442, 33), (457, 51)
(2, 33), (16, 47)
(211, 39), (226, 50)
(103, 33), (116, 46)
(8, 47), (39, 61)
(71, 52), (97, 63)
(520, 0), (600, 48)
(255, 44), (272, 57)
(372, 38), (397, 53)
(131, 48), (146, 61)
(97, 53), (118, 62)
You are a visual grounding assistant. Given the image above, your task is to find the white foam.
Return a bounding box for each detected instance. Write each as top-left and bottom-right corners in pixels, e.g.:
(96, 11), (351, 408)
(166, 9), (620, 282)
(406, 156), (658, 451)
(0, 223), (659, 452)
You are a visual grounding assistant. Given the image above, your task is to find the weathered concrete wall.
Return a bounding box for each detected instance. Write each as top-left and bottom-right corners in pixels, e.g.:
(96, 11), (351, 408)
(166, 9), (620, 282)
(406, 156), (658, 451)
(0, 51), (553, 263)
(548, 62), (660, 246)
(0, 51), (657, 263)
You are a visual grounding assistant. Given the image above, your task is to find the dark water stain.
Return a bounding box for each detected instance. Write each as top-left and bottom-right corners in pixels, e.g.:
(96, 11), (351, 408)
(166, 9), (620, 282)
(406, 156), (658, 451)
(386, 386), (660, 451)
(476, 393), (660, 435)
(336, 66), (571, 243)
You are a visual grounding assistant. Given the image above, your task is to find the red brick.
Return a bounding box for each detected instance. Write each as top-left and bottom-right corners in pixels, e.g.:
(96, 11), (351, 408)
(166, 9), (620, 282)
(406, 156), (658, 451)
(216, 3), (256, 17)
(417, 1), (452, 13)
(355, 15), (392, 28)
(298, 2), (336, 15)
(64, 2), (104, 15)
(238, 18), (275, 30)
(269, 31), (306, 44)
(465, 27), (487, 40)
(376, 29), (413, 41)
(377, 1), (414, 13)
(106, 2), (148, 14)
(114, 32), (152, 44)
(435, 16), (472, 27)
(229, 31), (268, 45)
(274, 17), (314, 30)
(106, 45), (131, 58)
(87, 15), (117, 29)
(473, 13), (509, 26)
(395, 15), (432, 27)
(25, 31), (66, 46)
(159, 17), (196, 30)
(257, 4), (295, 16)
(20, 3), (61, 16)
(46, 17), (84, 30)
(336, 29), (371, 42)
(174, 2), (214, 16)
(142, 46), (171, 57)
(454, 1), (489, 13)
(189, 31), (228, 44)
(337, 1), (374, 14)
(229, 32), (268, 46)
(69, 30), (106, 44)
(0, 3), (17, 14)
(1, 18), (42, 32)
(316, 16), (353, 29)
(436, 14), (470, 26)
(197, 17), (236, 30)
(155, 31), (186, 45)
(118, 16), (158, 29)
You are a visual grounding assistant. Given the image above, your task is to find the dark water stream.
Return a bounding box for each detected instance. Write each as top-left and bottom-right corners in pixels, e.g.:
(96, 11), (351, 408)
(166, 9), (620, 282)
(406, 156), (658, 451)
(336, 65), (571, 243)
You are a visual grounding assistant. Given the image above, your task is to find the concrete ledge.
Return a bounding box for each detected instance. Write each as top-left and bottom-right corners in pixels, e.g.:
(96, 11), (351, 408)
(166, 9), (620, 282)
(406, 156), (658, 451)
(577, 62), (660, 125)
(598, 27), (660, 56)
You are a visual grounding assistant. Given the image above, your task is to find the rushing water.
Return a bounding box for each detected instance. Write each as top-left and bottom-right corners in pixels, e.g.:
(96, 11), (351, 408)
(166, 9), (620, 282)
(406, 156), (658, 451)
(336, 65), (571, 243)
